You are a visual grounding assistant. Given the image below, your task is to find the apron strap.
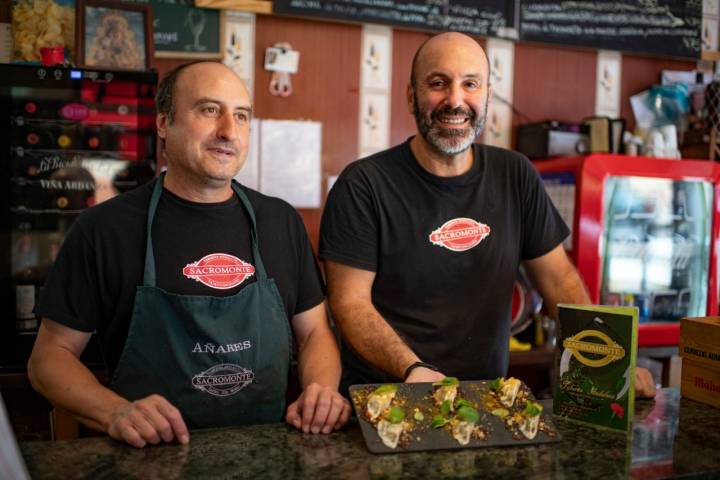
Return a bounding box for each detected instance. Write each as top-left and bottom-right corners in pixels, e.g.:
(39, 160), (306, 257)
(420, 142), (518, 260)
(143, 173), (268, 287)
(143, 174), (164, 287)
(231, 181), (268, 281)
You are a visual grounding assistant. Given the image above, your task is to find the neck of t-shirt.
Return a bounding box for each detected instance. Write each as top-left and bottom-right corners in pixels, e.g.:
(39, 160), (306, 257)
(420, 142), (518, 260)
(404, 138), (480, 187)
(161, 182), (240, 210)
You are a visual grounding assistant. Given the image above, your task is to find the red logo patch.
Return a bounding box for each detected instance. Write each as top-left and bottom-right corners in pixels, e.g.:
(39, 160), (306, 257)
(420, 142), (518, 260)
(429, 217), (491, 252)
(182, 253), (255, 290)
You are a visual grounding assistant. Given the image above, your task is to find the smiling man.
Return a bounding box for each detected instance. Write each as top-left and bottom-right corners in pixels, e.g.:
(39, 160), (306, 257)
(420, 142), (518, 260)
(319, 33), (656, 397)
(28, 62), (350, 448)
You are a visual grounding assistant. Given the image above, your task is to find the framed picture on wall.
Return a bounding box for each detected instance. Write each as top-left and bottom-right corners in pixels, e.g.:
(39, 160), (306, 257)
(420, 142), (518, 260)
(75, 0), (154, 70)
(151, 0), (223, 59)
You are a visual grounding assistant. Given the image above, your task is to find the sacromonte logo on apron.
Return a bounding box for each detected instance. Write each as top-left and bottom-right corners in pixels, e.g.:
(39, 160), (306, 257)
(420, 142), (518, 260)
(183, 253), (255, 289)
(192, 363), (255, 397)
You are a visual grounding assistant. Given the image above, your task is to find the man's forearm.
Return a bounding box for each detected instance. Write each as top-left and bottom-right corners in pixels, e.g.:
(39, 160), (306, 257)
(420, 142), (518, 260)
(296, 326), (342, 389)
(331, 301), (419, 380)
(28, 347), (129, 433)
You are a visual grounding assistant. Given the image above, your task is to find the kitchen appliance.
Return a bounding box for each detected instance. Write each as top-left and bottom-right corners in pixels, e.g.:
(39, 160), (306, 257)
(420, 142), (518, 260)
(534, 154), (720, 348)
(516, 121), (589, 159)
(0, 64), (157, 372)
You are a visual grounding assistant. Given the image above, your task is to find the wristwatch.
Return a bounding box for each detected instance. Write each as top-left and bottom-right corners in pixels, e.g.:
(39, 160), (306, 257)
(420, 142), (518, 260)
(403, 361), (440, 380)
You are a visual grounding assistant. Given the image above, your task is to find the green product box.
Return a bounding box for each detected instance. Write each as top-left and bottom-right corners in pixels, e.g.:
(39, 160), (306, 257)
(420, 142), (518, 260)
(553, 304), (638, 432)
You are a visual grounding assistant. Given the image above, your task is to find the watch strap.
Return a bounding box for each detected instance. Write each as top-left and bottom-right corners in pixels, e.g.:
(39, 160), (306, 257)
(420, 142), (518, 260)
(403, 361), (440, 380)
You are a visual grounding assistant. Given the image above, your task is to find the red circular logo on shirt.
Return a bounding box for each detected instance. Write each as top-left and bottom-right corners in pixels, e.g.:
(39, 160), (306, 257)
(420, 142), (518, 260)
(429, 218), (491, 252)
(182, 253), (255, 290)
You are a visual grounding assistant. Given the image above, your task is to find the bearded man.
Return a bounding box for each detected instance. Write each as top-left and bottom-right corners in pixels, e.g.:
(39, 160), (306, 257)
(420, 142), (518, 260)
(318, 32), (656, 398)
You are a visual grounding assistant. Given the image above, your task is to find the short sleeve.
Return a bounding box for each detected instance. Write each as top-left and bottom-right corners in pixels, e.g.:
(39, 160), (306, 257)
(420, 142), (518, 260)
(292, 211), (326, 315)
(35, 221), (103, 332)
(319, 173), (379, 272)
(518, 156), (570, 260)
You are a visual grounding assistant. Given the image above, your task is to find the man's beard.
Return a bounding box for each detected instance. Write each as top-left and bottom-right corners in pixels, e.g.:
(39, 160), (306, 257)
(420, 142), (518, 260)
(413, 92), (488, 156)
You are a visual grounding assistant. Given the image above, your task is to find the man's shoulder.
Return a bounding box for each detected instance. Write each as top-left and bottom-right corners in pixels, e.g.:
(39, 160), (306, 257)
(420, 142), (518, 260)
(477, 144), (529, 164)
(339, 143), (408, 182)
(236, 182), (305, 229)
(74, 180), (154, 235)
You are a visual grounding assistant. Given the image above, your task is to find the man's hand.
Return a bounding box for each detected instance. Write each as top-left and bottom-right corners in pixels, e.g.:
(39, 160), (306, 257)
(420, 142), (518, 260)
(405, 367), (446, 383)
(286, 383), (351, 434)
(107, 394), (190, 448)
(635, 367), (656, 398)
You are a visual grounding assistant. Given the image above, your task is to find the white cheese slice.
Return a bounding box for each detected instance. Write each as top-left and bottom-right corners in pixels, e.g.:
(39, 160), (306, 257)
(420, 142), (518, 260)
(433, 385), (458, 410)
(499, 377), (521, 408)
(452, 421), (475, 446)
(377, 420), (405, 449)
(366, 390), (396, 421)
(519, 414), (540, 440)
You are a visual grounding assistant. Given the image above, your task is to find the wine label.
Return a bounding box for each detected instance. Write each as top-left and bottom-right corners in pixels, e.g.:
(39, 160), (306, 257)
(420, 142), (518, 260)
(15, 284), (35, 319)
(16, 318), (38, 332)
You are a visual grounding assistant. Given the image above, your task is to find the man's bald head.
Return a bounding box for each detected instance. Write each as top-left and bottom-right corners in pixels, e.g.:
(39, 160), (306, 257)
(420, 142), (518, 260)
(156, 61), (249, 124)
(409, 32), (490, 89)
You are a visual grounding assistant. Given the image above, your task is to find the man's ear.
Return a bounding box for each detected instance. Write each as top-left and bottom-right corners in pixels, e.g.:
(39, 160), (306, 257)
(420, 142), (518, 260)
(406, 83), (415, 115)
(156, 113), (168, 141)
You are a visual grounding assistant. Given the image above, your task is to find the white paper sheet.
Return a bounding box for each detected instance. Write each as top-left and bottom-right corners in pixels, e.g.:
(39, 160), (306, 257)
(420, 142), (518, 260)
(595, 50), (622, 118)
(223, 12), (255, 97)
(234, 118), (260, 191)
(259, 120), (321, 208)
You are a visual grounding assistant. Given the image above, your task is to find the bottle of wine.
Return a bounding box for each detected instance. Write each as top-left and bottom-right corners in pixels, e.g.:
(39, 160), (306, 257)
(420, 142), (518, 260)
(13, 266), (39, 333)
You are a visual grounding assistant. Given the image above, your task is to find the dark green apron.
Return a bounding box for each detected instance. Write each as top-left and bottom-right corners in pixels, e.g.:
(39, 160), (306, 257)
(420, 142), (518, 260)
(110, 175), (291, 429)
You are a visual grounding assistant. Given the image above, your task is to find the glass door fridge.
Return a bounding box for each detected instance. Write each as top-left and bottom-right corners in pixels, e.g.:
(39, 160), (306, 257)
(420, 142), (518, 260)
(534, 154), (720, 347)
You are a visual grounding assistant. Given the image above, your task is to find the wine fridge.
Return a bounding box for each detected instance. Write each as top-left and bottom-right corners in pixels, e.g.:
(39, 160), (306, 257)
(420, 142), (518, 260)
(0, 64), (157, 372)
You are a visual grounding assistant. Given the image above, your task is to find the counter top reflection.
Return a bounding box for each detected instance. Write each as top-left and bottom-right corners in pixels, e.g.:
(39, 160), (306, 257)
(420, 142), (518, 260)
(20, 388), (720, 479)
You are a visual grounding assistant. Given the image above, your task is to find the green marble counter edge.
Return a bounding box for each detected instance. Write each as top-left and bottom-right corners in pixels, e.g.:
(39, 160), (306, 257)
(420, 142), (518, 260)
(19, 388), (720, 479)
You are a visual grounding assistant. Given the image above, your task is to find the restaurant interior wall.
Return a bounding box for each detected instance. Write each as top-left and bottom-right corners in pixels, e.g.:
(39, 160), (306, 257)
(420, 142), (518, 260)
(0, 5), (704, 440)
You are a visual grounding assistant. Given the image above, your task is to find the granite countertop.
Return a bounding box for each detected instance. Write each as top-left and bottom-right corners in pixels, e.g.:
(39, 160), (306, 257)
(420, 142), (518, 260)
(20, 388), (720, 479)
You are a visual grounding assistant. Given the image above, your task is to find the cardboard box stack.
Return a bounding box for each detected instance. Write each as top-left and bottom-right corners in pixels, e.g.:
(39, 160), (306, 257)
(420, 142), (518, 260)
(679, 317), (720, 409)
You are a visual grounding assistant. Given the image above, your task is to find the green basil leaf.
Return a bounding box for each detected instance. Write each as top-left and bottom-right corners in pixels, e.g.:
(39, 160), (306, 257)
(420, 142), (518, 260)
(432, 376), (460, 387)
(455, 399), (471, 409)
(525, 401), (542, 417)
(431, 415), (448, 429)
(491, 408), (509, 418)
(441, 400), (452, 416)
(489, 377), (502, 391)
(372, 384), (398, 396)
(457, 405), (480, 424)
(386, 406), (405, 424)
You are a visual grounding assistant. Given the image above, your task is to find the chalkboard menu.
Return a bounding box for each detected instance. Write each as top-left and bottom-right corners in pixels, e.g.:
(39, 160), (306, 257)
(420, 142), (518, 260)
(519, 0), (702, 59)
(152, 0), (222, 58)
(273, 0), (515, 38)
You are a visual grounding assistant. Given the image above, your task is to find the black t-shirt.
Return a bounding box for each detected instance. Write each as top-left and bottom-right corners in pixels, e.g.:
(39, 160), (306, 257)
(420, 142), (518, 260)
(319, 140), (568, 383)
(37, 179), (325, 374)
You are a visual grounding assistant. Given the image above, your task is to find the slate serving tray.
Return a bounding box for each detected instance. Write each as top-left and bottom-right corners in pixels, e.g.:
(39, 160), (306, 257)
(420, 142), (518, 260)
(349, 380), (562, 454)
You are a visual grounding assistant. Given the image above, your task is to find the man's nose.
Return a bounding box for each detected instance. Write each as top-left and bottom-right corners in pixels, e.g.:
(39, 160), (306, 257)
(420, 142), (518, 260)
(445, 83), (464, 108)
(215, 112), (238, 141)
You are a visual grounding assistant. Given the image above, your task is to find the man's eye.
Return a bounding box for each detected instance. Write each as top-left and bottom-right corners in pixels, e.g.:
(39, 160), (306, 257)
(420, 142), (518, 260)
(235, 112), (248, 122)
(202, 106), (219, 114)
(465, 81), (479, 89)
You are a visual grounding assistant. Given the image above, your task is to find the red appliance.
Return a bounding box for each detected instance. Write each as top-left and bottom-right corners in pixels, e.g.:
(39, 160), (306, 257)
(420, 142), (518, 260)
(533, 154), (720, 347)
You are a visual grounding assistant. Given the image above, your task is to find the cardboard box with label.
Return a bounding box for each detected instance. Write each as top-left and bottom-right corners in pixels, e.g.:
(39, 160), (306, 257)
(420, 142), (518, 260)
(679, 317), (720, 409)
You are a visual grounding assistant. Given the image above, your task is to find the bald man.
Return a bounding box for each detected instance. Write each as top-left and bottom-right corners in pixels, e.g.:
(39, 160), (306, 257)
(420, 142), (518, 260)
(29, 61), (350, 448)
(320, 33), (656, 397)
